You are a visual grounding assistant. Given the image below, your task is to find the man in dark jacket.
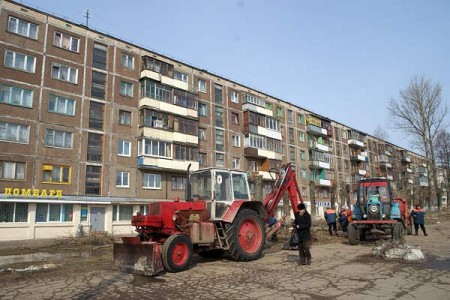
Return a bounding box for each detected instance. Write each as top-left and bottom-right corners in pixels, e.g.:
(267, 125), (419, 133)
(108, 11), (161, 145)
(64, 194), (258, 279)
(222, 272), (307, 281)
(294, 203), (312, 265)
(411, 204), (428, 236)
(338, 208), (349, 233)
(324, 207), (337, 236)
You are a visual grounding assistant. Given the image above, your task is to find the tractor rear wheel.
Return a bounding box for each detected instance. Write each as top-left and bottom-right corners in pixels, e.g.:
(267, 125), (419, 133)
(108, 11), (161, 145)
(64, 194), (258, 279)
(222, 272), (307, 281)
(392, 222), (405, 241)
(162, 234), (193, 272)
(226, 209), (266, 261)
(348, 223), (360, 245)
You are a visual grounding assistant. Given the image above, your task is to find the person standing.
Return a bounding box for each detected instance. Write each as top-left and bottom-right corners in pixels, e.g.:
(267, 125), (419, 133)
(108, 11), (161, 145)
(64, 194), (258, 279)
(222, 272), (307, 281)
(411, 204), (428, 236)
(294, 203), (312, 265)
(324, 206), (337, 236)
(338, 208), (349, 233)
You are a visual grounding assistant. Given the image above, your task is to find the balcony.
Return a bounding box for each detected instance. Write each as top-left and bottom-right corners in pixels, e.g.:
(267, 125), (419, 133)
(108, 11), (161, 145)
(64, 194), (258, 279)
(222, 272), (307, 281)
(359, 169), (367, 176)
(380, 162), (393, 169)
(139, 127), (198, 145)
(242, 102), (273, 117)
(401, 156), (411, 163)
(418, 166), (428, 177)
(408, 179), (414, 184)
(387, 175), (393, 180)
(311, 178), (332, 187)
(140, 97), (198, 119)
(308, 141), (330, 152)
(137, 156), (199, 172)
(306, 125), (329, 137)
(419, 177), (429, 187)
(244, 147), (283, 161)
(348, 139), (365, 148)
(253, 125), (282, 140)
(310, 160), (331, 170)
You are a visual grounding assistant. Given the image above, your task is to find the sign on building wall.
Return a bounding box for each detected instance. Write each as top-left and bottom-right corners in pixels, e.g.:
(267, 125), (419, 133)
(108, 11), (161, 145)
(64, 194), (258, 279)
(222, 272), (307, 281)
(3, 188), (63, 197)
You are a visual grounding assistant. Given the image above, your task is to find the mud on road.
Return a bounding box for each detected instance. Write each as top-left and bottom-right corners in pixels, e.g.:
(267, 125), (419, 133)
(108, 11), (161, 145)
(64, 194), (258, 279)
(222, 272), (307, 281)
(1, 213), (450, 299)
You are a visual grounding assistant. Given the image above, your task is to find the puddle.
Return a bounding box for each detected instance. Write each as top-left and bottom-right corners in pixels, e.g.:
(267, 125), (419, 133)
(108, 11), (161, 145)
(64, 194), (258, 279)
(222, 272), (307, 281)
(0, 251), (92, 268)
(422, 257), (450, 271)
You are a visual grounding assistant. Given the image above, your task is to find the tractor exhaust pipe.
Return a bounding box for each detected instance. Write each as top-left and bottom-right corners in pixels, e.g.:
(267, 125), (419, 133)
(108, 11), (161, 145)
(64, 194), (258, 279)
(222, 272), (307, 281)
(185, 163), (192, 201)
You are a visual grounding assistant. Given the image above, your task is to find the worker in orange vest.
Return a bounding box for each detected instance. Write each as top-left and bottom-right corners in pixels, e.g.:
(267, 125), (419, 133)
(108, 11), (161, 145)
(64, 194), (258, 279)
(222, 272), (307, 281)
(345, 207), (352, 223)
(324, 207), (337, 236)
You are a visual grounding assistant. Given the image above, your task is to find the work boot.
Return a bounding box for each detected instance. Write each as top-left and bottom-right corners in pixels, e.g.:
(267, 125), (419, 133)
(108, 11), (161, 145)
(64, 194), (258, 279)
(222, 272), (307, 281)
(306, 258), (311, 265)
(299, 258), (306, 265)
(424, 233), (428, 236)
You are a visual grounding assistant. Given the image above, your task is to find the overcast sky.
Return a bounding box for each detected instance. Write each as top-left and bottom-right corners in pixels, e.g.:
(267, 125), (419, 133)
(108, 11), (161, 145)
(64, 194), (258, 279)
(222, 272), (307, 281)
(17, 0), (450, 152)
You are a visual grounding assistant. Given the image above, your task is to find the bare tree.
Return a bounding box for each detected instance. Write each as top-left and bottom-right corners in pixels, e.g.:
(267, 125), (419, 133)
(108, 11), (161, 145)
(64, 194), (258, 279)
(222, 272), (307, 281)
(388, 76), (448, 209)
(435, 130), (450, 208)
(373, 124), (390, 141)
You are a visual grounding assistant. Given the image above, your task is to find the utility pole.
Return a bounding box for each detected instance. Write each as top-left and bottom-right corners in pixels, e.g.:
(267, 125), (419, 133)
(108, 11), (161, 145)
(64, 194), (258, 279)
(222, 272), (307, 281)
(85, 10), (90, 27)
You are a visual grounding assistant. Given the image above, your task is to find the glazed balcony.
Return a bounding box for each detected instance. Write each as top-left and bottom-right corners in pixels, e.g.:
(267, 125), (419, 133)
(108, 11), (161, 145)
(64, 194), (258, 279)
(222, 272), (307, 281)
(308, 141), (331, 152)
(306, 124), (329, 137)
(348, 139), (365, 149)
(141, 56), (188, 91)
(137, 156), (199, 172)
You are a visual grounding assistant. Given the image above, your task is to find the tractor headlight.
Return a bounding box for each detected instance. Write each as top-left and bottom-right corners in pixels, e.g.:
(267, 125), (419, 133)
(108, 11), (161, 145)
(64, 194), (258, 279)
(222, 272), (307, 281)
(382, 214), (386, 219)
(172, 214), (177, 221)
(363, 214), (367, 218)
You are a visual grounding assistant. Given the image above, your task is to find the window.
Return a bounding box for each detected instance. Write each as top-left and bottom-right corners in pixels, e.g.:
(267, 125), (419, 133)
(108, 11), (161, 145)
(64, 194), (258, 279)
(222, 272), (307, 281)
(301, 168), (307, 179)
(91, 71), (106, 99)
(139, 139), (172, 158)
(53, 31), (79, 52)
(299, 132), (305, 142)
(85, 165), (101, 195)
(171, 176), (186, 190)
(174, 144), (198, 161)
(232, 135), (240, 147)
(231, 91), (239, 103)
(289, 128), (295, 144)
(142, 173), (161, 189)
(139, 205), (148, 215)
(45, 129), (72, 148)
(140, 79), (172, 102)
(277, 106), (283, 118)
(199, 153), (207, 166)
(232, 158), (240, 169)
(215, 106), (224, 128)
(287, 110), (293, 124)
(80, 204), (88, 222)
(51, 63), (77, 83)
(141, 109), (169, 129)
(48, 94), (75, 116)
(214, 84), (222, 104)
(42, 165), (70, 183)
(301, 187), (308, 198)
(198, 79), (206, 93)
(93, 43), (107, 70)
(87, 133), (103, 162)
(298, 113), (304, 125)
(250, 161), (258, 172)
(198, 128), (206, 141)
(231, 112), (239, 125)
(0, 202), (28, 222)
(174, 71), (188, 82)
(118, 140), (131, 156)
(174, 117), (198, 136)
(35, 203), (73, 222)
(342, 131), (347, 139)
(289, 146), (296, 162)
(265, 117), (280, 131)
(116, 171), (129, 187)
(89, 101), (104, 129)
(0, 122), (29, 143)
(0, 161), (25, 180)
(216, 153), (224, 167)
(215, 129), (224, 151)
(198, 102), (208, 117)
(120, 81), (133, 97)
(112, 205), (133, 221)
(119, 110), (131, 126)
(300, 150), (306, 161)
(121, 52), (134, 69)
(0, 84), (33, 108)
(4, 50), (36, 73)
(7, 16), (37, 39)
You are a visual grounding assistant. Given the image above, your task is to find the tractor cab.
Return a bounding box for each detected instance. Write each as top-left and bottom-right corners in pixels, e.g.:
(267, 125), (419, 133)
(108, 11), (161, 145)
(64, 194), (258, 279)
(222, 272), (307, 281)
(189, 168), (251, 220)
(355, 178), (394, 220)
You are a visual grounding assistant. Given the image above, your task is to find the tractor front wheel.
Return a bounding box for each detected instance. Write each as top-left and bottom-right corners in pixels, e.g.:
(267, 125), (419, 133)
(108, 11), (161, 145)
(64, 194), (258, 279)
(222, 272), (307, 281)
(392, 222), (405, 241)
(162, 234), (193, 273)
(348, 223), (360, 245)
(226, 209), (266, 261)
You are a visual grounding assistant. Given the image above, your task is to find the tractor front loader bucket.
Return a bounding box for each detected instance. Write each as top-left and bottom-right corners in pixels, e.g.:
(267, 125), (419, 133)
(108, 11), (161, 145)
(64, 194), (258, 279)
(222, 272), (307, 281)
(113, 237), (164, 276)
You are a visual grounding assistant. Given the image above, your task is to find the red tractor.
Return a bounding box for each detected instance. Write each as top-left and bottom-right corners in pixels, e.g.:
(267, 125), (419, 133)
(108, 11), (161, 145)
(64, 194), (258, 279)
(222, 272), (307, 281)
(348, 178), (412, 245)
(113, 163), (303, 276)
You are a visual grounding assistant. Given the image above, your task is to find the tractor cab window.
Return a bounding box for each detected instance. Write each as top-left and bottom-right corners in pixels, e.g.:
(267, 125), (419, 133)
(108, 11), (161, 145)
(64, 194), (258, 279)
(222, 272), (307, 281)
(232, 173), (250, 201)
(190, 170), (212, 201)
(360, 182), (391, 204)
(214, 171), (232, 201)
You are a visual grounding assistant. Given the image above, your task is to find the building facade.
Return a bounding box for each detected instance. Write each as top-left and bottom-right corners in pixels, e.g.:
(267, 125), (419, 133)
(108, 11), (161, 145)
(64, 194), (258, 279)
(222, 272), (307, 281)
(0, 0), (432, 240)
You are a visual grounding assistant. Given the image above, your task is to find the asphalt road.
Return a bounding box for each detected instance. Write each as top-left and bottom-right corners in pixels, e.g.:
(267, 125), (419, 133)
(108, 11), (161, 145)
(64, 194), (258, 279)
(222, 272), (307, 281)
(1, 220), (450, 300)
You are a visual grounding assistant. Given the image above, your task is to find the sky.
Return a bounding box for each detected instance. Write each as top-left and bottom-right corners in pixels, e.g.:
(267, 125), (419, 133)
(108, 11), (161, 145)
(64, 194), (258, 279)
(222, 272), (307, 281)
(16, 0), (450, 152)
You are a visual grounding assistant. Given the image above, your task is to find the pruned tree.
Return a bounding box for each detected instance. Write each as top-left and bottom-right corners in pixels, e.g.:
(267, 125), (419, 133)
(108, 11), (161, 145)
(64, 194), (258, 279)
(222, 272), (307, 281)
(388, 76), (448, 210)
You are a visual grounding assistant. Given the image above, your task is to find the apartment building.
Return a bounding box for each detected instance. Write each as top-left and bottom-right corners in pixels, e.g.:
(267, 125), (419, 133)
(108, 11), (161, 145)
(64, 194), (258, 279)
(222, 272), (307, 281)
(0, 0), (431, 240)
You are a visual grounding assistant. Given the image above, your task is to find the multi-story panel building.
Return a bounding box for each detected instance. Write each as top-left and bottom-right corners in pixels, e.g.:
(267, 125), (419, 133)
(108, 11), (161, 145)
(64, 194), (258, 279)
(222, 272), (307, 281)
(0, 0), (429, 240)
